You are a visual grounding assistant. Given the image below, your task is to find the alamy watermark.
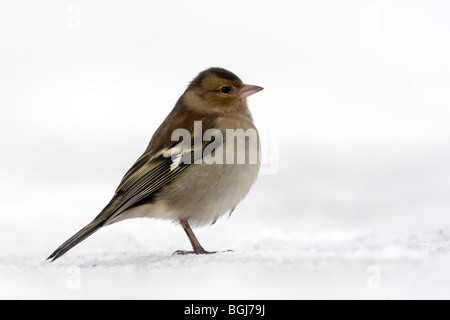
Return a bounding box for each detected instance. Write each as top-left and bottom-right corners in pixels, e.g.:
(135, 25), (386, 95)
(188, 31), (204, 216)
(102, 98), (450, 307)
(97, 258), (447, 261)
(366, 265), (382, 290)
(164, 121), (279, 175)
(366, 5), (382, 30)
(66, 5), (81, 30)
(66, 265), (82, 290)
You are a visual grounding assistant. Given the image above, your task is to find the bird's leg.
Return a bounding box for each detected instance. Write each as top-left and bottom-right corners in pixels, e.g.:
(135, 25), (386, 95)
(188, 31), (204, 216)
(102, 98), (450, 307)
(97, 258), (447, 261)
(173, 218), (216, 255)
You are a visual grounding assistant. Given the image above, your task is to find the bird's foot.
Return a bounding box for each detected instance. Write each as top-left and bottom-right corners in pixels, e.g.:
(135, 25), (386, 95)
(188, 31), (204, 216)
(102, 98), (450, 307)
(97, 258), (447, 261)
(172, 249), (233, 256)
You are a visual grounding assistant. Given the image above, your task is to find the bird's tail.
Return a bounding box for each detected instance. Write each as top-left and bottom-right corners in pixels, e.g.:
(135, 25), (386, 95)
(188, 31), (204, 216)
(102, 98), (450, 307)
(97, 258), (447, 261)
(47, 219), (106, 262)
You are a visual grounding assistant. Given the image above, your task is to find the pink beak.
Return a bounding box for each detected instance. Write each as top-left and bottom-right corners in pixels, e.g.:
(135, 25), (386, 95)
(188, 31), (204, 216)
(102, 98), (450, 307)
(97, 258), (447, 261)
(239, 84), (264, 99)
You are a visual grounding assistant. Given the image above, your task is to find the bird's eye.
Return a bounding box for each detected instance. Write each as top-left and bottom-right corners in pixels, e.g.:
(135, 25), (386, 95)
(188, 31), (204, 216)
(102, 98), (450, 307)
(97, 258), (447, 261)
(221, 86), (231, 94)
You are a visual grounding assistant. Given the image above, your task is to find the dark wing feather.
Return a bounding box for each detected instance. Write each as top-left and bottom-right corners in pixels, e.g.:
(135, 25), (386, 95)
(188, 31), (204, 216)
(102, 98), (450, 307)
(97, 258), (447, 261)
(106, 152), (190, 221)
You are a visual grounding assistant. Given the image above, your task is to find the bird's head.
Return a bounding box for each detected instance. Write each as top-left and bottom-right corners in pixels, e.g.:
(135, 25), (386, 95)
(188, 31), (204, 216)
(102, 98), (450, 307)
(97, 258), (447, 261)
(183, 67), (263, 114)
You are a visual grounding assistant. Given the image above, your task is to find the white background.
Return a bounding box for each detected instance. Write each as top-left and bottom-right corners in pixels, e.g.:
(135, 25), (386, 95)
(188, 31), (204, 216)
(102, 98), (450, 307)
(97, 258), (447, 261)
(1, 0), (450, 299)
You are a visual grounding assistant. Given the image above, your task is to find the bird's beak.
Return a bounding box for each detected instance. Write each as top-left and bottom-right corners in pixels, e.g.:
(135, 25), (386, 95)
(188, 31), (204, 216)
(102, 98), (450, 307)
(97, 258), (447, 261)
(239, 84), (264, 99)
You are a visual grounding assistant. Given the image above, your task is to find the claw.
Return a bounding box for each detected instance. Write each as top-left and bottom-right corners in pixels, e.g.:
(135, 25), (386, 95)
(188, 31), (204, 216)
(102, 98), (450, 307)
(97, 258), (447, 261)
(172, 249), (233, 256)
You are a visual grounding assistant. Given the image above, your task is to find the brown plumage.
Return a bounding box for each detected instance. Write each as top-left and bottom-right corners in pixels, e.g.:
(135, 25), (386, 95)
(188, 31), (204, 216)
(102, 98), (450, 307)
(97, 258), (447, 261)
(48, 67), (263, 261)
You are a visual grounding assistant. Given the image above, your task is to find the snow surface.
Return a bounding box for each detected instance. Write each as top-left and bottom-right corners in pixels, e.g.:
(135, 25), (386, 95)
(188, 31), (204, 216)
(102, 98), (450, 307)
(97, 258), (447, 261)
(2, 222), (450, 300)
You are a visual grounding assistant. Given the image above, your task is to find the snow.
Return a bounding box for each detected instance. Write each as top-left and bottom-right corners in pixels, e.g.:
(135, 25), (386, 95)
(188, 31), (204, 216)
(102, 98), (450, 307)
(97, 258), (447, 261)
(2, 190), (450, 299)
